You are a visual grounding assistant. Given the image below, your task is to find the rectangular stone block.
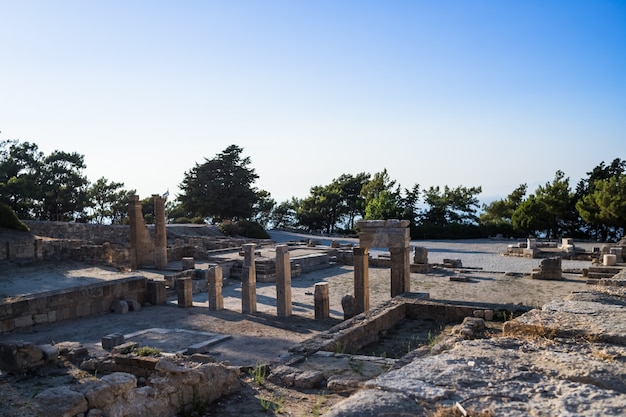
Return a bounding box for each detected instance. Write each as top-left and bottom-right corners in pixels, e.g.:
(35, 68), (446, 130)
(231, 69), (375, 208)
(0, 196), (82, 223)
(147, 280), (167, 305)
(102, 333), (125, 351)
(314, 282), (330, 320)
(176, 277), (193, 308)
(14, 315), (33, 328)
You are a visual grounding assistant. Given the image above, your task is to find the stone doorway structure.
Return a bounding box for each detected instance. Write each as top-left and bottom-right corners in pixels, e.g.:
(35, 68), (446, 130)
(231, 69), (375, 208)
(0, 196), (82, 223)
(353, 220), (411, 315)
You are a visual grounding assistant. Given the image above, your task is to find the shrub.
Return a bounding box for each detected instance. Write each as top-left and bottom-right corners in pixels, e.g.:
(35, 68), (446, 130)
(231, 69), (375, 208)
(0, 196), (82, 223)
(237, 220), (270, 239)
(0, 203), (29, 232)
(218, 221), (241, 236)
(172, 217), (193, 224)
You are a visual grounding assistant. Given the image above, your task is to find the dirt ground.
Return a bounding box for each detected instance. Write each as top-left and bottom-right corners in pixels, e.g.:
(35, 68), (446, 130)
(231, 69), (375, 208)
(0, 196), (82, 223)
(0, 240), (595, 417)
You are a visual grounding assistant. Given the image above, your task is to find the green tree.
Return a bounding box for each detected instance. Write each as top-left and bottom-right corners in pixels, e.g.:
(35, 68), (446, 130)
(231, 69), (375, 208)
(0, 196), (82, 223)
(39, 150), (89, 221)
(334, 172), (370, 230)
(534, 170), (575, 238)
(361, 169), (400, 222)
(422, 185), (482, 226)
(575, 159), (626, 240)
(87, 177), (134, 224)
(361, 169), (396, 206)
(297, 184), (343, 233)
(365, 189), (400, 220)
(251, 189), (275, 228)
(271, 198), (298, 229)
(577, 175), (626, 240)
(480, 184), (527, 227)
(0, 140), (43, 219)
(512, 195), (552, 237)
(178, 145), (259, 222)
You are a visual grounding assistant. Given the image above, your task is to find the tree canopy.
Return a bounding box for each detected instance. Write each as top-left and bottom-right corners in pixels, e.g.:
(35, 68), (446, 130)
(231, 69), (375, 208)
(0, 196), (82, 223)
(3, 138), (626, 241)
(178, 145), (261, 222)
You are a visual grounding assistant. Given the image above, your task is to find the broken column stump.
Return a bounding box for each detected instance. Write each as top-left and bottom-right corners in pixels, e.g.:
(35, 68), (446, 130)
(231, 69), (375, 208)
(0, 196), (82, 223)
(176, 277), (193, 308)
(241, 243), (257, 314)
(341, 294), (356, 320)
(207, 266), (224, 311)
(181, 257), (195, 271)
(353, 247), (369, 315)
(146, 280), (166, 305)
(314, 282), (330, 320)
(276, 245), (292, 317)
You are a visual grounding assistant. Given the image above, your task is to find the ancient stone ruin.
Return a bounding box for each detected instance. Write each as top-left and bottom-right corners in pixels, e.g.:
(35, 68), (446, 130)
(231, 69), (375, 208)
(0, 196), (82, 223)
(2, 214), (626, 416)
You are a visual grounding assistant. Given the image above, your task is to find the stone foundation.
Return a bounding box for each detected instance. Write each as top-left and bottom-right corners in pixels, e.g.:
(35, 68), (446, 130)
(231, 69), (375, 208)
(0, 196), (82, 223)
(0, 276), (150, 334)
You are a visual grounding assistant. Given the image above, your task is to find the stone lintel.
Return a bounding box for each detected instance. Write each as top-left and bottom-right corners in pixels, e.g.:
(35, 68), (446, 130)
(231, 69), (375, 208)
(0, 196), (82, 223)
(357, 219), (410, 230)
(359, 227), (410, 249)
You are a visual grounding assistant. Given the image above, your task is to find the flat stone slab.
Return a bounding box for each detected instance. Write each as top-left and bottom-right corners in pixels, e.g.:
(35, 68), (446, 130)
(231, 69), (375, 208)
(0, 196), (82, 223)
(120, 328), (231, 355)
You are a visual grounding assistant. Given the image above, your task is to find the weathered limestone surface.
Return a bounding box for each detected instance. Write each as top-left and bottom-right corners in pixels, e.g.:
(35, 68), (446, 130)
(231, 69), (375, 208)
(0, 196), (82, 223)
(34, 361), (240, 417)
(325, 288), (626, 416)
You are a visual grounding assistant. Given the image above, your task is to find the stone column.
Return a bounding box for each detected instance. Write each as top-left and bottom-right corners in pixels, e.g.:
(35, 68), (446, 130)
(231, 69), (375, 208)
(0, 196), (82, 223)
(353, 247), (369, 315)
(153, 194), (168, 269)
(176, 277), (193, 308)
(207, 266), (224, 311)
(128, 195), (143, 270)
(241, 243), (257, 314)
(181, 257), (195, 270)
(147, 280), (166, 305)
(275, 245), (292, 317)
(314, 282), (330, 320)
(390, 247), (411, 297)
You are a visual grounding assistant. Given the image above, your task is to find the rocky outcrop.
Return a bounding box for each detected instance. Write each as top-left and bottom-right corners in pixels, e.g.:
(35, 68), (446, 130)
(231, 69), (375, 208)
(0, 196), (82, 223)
(324, 287), (626, 416)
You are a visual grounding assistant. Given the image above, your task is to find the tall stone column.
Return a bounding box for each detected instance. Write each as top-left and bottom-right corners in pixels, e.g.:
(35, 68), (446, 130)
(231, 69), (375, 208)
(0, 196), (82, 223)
(275, 245), (292, 317)
(353, 247), (370, 315)
(241, 243), (257, 314)
(128, 195), (143, 270)
(176, 277), (193, 308)
(314, 282), (330, 320)
(153, 194), (168, 269)
(390, 246), (411, 297)
(207, 265), (224, 311)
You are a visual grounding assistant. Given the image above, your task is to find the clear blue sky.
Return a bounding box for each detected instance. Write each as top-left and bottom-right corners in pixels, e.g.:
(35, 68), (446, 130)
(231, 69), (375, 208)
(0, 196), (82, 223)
(2, 1), (625, 204)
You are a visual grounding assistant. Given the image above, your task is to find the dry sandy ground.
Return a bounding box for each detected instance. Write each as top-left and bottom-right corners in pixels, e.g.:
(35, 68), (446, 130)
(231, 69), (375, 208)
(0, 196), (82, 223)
(0, 239), (597, 417)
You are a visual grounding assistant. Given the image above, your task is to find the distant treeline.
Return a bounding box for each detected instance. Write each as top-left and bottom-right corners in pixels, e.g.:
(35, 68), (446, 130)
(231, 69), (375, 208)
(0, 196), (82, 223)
(2, 141), (625, 241)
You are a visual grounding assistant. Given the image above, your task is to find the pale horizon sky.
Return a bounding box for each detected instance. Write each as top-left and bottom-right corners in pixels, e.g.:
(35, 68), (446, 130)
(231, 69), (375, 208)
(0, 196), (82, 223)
(2, 1), (625, 206)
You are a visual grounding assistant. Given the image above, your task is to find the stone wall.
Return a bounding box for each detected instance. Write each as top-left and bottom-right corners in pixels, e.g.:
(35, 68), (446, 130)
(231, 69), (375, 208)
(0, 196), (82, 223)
(25, 221), (131, 244)
(0, 276), (148, 334)
(34, 362), (240, 417)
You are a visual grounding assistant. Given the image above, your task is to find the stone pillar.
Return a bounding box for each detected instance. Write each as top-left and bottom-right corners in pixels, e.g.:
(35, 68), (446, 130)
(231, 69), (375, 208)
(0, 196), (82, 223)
(146, 280), (166, 305)
(128, 195), (143, 270)
(275, 245), (292, 317)
(181, 257), (195, 270)
(314, 282), (330, 320)
(390, 247), (411, 297)
(610, 247), (623, 263)
(153, 194), (168, 269)
(241, 243), (257, 314)
(176, 277), (193, 308)
(604, 254), (617, 266)
(207, 266), (224, 311)
(353, 247), (369, 315)
(413, 246), (428, 264)
(34, 238), (43, 260)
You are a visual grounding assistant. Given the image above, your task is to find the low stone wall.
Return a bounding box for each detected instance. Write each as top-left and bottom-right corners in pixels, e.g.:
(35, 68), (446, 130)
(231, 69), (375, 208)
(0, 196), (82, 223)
(33, 362), (240, 417)
(25, 221), (131, 245)
(292, 296), (529, 358)
(293, 252), (331, 272)
(0, 276), (148, 334)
